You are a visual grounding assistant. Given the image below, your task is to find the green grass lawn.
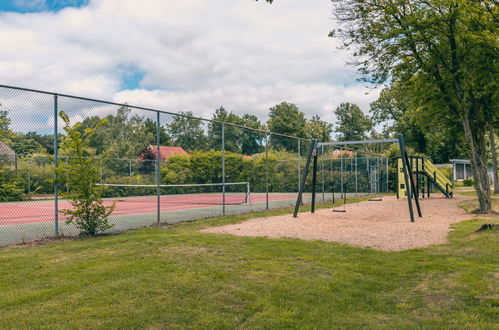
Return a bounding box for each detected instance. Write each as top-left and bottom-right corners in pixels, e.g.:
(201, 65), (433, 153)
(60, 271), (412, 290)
(0, 198), (498, 329)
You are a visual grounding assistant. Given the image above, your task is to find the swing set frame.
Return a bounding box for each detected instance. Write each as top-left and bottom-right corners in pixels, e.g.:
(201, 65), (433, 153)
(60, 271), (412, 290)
(293, 134), (422, 222)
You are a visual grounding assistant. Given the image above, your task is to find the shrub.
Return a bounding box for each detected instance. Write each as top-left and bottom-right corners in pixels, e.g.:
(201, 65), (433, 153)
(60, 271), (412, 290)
(463, 178), (474, 186)
(0, 168), (24, 202)
(55, 112), (115, 235)
(0, 155), (25, 201)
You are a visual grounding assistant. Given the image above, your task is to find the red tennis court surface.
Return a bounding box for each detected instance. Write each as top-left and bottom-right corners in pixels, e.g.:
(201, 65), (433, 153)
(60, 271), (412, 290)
(0, 193), (297, 226)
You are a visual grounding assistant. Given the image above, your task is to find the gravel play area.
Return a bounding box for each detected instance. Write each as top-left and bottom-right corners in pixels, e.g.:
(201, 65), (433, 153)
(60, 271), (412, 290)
(201, 195), (473, 251)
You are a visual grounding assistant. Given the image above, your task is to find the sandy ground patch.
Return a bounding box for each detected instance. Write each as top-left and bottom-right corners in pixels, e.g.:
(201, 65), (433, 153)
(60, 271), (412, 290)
(201, 195), (475, 251)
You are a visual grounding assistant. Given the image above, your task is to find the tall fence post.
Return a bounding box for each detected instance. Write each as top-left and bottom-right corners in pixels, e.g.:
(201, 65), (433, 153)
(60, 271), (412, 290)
(222, 123), (226, 216)
(156, 111), (161, 223)
(265, 133), (269, 210)
(386, 157), (389, 192)
(321, 145), (325, 202)
(355, 152), (358, 197)
(129, 159), (132, 184)
(27, 155), (31, 195)
(53, 94), (59, 236)
(297, 139), (301, 192)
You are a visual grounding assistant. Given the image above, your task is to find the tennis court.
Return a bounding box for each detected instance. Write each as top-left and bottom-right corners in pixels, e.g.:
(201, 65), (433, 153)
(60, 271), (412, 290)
(0, 190), (307, 246)
(0, 192), (303, 227)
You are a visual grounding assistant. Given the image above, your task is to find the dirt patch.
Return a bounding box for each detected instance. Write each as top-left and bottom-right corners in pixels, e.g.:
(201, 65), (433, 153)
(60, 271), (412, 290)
(201, 195), (474, 251)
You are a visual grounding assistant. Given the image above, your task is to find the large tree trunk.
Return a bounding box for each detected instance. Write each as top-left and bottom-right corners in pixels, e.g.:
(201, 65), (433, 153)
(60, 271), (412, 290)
(489, 125), (499, 194)
(461, 112), (491, 213)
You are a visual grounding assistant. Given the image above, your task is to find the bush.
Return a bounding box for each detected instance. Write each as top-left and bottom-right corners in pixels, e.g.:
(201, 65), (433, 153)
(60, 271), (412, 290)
(55, 112), (115, 235)
(0, 168), (25, 202)
(0, 155), (25, 201)
(463, 178), (474, 186)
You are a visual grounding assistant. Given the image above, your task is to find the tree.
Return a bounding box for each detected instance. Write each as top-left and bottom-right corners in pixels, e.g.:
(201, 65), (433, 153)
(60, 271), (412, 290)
(79, 106), (156, 159)
(307, 115), (333, 142)
(267, 102), (308, 152)
(24, 132), (57, 155)
(166, 111), (207, 151)
(330, 0), (498, 212)
(0, 109), (14, 144)
(143, 118), (171, 146)
(208, 107), (242, 153)
(370, 84), (467, 163)
(56, 111), (115, 235)
(333, 103), (372, 142)
(0, 110), (47, 155)
(239, 114), (264, 155)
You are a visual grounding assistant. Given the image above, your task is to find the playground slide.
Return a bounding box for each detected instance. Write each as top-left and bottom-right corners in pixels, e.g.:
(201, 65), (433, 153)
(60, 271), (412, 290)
(397, 157), (453, 198)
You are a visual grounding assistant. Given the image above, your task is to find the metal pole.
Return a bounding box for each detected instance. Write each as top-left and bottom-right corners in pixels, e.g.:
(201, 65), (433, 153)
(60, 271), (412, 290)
(265, 133), (269, 210)
(321, 145), (325, 202)
(293, 139), (316, 217)
(246, 181), (251, 204)
(367, 157), (370, 196)
(330, 157), (333, 199)
(297, 139), (301, 192)
(27, 155), (31, 195)
(398, 134), (415, 222)
(386, 157), (389, 193)
(53, 94), (59, 236)
(377, 157), (380, 194)
(222, 123), (226, 216)
(340, 154), (344, 199)
(156, 111), (161, 223)
(311, 148), (318, 213)
(355, 152), (358, 197)
(129, 159), (132, 184)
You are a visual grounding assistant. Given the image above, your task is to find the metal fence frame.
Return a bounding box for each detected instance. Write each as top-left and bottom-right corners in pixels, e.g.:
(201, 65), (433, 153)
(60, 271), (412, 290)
(0, 84), (391, 244)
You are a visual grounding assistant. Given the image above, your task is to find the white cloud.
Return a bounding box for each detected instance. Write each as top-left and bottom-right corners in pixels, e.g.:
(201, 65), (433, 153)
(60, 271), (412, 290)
(0, 0), (381, 134)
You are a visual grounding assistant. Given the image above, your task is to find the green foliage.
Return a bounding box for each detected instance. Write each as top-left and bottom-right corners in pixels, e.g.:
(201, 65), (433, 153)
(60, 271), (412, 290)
(78, 106), (156, 161)
(463, 178), (474, 187)
(55, 111), (115, 236)
(167, 111), (208, 152)
(334, 103), (372, 141)
(239, 114), (264, 155)
(267, 102), (308, 151)
(0, 158), (24, 202)
(331, 0), (497, 211)
(0, 109), (12, 142)
(1, 204), (497, 329)
(370, 82), (467, 163)
(137, 146), (156, 174)
(307, 115), (333, 142)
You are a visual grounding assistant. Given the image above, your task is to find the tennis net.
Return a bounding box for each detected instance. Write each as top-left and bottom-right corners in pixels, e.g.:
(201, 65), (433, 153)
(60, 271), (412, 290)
(97, 182), (251, 206)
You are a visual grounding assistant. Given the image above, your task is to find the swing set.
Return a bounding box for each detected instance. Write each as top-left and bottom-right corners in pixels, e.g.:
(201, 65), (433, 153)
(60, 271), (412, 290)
(293, 134), (422, 223)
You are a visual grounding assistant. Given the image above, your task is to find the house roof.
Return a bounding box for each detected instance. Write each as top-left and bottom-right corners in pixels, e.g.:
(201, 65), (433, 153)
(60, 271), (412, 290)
(449, 159), (470, 164)
(147, 145), (189, 162)
(331, 149), (354, 158)
(0, 142), (15, 156)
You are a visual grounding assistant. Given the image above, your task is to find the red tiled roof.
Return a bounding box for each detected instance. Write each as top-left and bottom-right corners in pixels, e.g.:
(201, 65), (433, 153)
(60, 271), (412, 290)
(146, 145), (189, 162)
(242, 155), (252, 159)
(331, 149), (354, 158)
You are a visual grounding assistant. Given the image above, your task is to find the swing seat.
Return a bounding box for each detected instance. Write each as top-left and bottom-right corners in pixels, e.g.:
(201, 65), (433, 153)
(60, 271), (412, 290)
(368, 197), (383, 201)
(332, 209), (346, 213)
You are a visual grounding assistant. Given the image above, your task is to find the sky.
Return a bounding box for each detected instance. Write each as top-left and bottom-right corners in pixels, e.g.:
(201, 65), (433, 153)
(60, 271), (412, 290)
(0, 0), (383, 133)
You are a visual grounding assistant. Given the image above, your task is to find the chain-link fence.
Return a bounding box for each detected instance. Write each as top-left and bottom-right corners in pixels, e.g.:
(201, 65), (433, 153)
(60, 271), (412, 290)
(0, 85), (388, 246)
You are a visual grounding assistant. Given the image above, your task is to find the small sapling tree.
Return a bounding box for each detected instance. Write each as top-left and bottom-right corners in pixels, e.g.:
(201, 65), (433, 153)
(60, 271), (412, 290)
(55, 111), (115, 235)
